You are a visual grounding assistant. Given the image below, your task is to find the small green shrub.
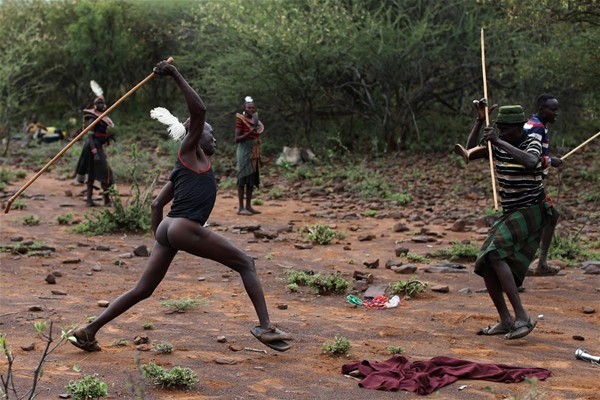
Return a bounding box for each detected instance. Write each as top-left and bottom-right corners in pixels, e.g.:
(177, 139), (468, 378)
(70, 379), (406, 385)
(66, 374), (108, 400)
(152, 341), (174, 354)
(218, 177), (237, 190)
(390, 276), (428, 299)
(141, 362), (197, 389)
(286, 269), (350, 295)
(113, 339), (128, 347)
(301, 224), (345, 245)
(142, 323), (154, 330)
(160, 298), (202, 313)
(322, 335), (351, 356)
(11, 199), (27, 210)
(387, 345), (405, 354)
(22, 214), (40, 226)
(252, 198), (264, 205)
(286, 283), (299, 292)
(268, 188), (285, 199)
(405, 253), (429, 263)
(548, 233), (593, 265)
(57, 213), (74, 225)
(432, 242), (479, 260)
(364, 209), (378, 217)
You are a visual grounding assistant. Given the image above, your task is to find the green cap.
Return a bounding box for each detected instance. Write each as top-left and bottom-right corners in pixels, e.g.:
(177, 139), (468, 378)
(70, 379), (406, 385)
(495, 105), (528, 124)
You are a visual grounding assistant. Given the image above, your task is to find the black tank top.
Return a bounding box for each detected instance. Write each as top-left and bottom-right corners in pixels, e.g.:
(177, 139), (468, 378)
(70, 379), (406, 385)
(166, 154), (217, 224)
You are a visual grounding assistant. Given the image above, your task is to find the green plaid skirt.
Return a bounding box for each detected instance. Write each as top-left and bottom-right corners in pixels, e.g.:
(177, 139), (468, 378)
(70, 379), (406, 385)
(475, 199), (553, 287)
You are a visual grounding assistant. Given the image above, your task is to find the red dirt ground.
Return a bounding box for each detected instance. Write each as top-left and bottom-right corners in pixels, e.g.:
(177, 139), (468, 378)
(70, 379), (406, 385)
(1, 151), (599, 400)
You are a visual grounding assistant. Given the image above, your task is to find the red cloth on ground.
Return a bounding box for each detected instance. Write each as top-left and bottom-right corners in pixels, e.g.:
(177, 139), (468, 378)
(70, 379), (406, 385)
(341, 355), (551, 395)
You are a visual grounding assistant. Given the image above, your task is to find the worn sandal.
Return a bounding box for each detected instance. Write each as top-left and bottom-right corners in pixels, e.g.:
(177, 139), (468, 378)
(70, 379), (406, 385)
(250, 326), (292, 352)
(505, 318), (537, 340)
(68, 330), (101, 352)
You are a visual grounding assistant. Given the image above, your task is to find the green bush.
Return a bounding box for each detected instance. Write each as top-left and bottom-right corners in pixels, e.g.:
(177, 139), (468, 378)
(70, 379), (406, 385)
(22, 214), (40, 226)
(56, 213), (74, 225)
(160, 298), (202, 313)
(390, 276), (428, 299)
(152, 341), (174, 354)
(301, 223), (345, 245)
(322, 335), (351, 356)
(141, 362), (197, 389)
(66, 374), (108, 400)
(432, 242), (479, 260)
(286, 269), (350, 295)
(387, 345), (405, 354)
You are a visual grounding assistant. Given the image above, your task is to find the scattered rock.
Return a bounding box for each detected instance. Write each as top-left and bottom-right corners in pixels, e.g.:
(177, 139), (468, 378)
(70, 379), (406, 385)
(51, 290), (67, 296)
(451, 219), (467, 232)
(20, 343), (35, 351)
(97, 300), (110, 307)
(353, 271), (374, 283)
(91, 265), (102, 272)
(424, 262), (467, 273)
(253, 229), (278, 240)
(582, 261), (600, 275)
(392, 223), (409, 232)
(10, 236), (23, 242)
(582, 306), (595, 314)
(133, 335), (149, 345)
(431, 285), (450, 293)
(133, 245), (150, 257)
(136, 344), (151, 351)
(215, 357), (237, 365)
(364, 284), (388, 298)
(391, 265), (418, 274)
(458, 288), (472, 295)
(228, 345), (244, 352)
(58, 394), (71, 399)
(95, 245), (111, 251)
(363, 259), (379, 269)
(62, 259), (81, 264)
(572, 335), (585, 341)
(51, 270), (62, 277)
(45, 274), (56, 284)
(395, 246), (409, 257)
(197, 277), (206, 281)
(217, 336), (227, 343)
(277, 303), (288, 310)
(385, 259), (402, 268)
(358, 234), (375, 241)
(28, 305), (43, 312)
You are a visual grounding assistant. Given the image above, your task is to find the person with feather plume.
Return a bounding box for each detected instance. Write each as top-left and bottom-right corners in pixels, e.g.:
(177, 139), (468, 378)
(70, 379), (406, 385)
(74, 80), (116, 206)
(68, 60), (293, 353)
(235, 96), (264, 215)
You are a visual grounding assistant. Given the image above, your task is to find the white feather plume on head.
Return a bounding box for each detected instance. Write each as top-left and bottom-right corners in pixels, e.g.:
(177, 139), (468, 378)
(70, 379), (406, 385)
(150, 107), (186, 141)
(244, 96), (253, 103)
(90, 80), (104, 98)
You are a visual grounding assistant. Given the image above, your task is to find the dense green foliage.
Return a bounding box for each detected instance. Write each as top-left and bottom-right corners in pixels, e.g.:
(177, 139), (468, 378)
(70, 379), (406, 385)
(1, 0), (598, 156)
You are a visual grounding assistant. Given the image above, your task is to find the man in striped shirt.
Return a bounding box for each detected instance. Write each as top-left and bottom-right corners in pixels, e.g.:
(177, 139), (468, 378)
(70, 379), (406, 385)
(472, 105), (553, 340)
(522, 94), (562, 276)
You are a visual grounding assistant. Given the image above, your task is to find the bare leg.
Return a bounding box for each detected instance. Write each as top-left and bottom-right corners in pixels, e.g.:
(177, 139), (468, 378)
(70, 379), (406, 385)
(245, 185), (253, 210)
(489, 256), (529, 324)
(536, 208), (560, 273)
(74, 242), (177, 342)
(481, 269), (513, 329)
(237, 185), (245, 212)
(167, 218), (272, 328)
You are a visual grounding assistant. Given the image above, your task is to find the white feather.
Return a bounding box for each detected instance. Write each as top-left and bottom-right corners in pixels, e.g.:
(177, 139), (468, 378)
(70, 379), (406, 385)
(150, 107), (186, 141)
(90, 80), (104, 98)
(245, 96), (253, 103)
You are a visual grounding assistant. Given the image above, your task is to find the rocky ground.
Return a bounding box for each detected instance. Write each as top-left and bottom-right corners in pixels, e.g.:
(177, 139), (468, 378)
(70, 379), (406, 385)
(1, 148), (599, 400)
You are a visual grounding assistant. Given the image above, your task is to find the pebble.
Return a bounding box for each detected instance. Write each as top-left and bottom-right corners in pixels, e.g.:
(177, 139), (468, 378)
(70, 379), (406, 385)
(45, 274), (56, 284)
(97, 300), (110, 307)
(217, 336), (227, 343)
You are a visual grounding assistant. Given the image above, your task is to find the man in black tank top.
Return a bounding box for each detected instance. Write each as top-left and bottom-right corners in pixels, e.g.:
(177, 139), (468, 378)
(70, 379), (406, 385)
(68, 60), (292, 354)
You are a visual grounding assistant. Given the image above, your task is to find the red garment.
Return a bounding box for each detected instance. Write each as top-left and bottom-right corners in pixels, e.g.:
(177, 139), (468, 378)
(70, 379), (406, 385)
(341, 355), (551, 395)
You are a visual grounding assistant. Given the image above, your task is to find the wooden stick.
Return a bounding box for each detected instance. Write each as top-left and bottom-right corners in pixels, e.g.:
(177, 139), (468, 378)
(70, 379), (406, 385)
(481, 28), (499, 211)
(561, 131), (600, 160)
(4, 57), (174, 213)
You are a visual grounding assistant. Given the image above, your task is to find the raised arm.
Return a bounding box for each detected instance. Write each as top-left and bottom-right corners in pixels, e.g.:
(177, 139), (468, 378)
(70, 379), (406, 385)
(153, 61), (206, 156)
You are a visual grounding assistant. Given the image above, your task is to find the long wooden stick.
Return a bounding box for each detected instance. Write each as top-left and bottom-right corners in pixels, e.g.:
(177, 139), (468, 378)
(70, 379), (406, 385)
(4, 57), (174, 213)
(561, 131), (600, 160)
(481, 28), (499, 210)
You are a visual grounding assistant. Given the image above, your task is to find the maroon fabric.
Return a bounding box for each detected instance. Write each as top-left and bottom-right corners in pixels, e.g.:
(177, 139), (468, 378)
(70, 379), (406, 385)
(341, 355), (551, 395)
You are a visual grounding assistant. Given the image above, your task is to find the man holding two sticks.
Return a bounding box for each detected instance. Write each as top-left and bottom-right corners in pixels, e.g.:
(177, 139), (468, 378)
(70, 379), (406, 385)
(471, 105), (552, 339)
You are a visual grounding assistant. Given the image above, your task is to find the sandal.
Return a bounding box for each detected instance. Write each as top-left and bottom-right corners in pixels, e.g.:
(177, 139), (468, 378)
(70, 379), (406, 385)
(68, 330), (101, 352)
(527, 265), (560, 276)
(477, 322), (512, 336)
(505, 318), (537, 340)
(238, 209), (252, 216)
(250, 326), (292, 352)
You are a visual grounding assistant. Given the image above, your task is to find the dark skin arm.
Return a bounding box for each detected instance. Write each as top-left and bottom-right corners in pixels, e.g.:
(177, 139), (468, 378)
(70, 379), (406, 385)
(235, 121), (257, 143)
(150, 181), (174, 237)
(153, 61), (207, 171)
(465, 98), (498, 149)
(483, 126), (539, 169)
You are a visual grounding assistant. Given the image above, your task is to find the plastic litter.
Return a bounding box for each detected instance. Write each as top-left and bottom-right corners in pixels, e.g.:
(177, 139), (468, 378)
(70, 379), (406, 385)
(384, 295), (400, 309)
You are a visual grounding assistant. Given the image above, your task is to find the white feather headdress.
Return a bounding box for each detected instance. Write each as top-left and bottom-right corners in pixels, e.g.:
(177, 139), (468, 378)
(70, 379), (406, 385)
(244, 96), (253, 103)
(90, 80), (104, 99)
(150, 107), (186, 141)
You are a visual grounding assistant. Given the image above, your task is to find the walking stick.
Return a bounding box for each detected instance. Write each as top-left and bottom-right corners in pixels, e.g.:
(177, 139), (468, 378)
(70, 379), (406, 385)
(4, 57), (174, 214)
(561, 131), (600, 160)
(481, 28), (500, 211)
